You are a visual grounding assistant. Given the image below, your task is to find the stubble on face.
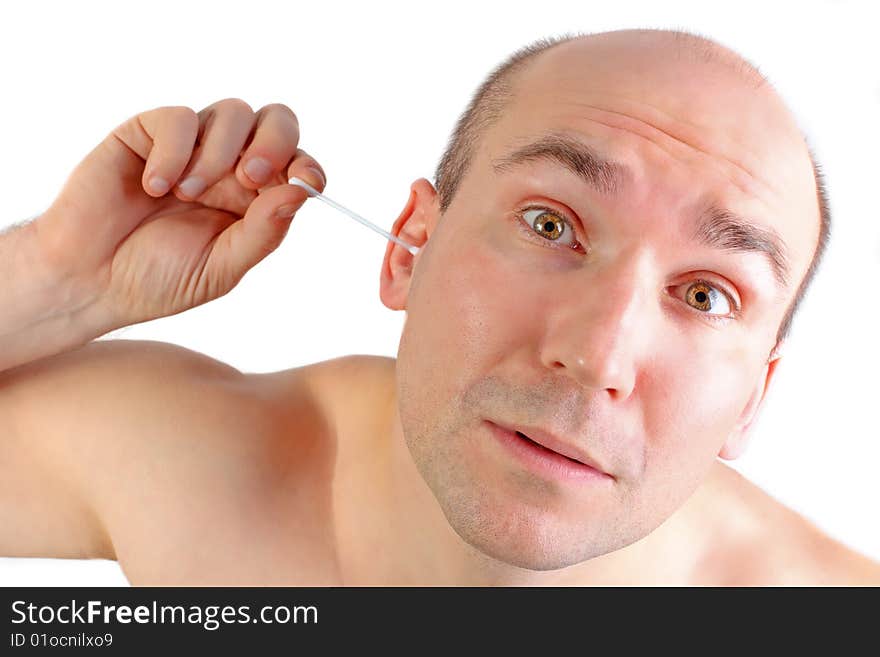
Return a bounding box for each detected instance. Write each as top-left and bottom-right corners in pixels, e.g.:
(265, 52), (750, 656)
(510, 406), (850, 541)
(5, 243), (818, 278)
(391, 30), (817, 572)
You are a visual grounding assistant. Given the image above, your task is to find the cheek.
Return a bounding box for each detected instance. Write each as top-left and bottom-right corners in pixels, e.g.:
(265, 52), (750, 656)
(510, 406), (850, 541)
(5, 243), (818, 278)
(640, 338), (757, 473)
(407, 229), (537, 373)
(615, 339), (760, 524)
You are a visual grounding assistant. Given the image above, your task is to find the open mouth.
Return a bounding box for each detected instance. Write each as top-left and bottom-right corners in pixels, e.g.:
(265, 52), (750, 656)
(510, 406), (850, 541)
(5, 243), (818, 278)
(514, 430), (586, 465)
(487, 421), (610, 483)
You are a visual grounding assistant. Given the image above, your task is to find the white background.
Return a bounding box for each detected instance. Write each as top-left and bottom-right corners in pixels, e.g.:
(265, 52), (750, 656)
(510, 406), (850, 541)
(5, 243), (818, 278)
(1, 0), (877, 585)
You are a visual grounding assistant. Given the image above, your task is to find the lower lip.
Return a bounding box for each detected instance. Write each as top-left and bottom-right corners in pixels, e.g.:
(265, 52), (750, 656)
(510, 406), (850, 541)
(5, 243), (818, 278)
(486, 421), (613, 484)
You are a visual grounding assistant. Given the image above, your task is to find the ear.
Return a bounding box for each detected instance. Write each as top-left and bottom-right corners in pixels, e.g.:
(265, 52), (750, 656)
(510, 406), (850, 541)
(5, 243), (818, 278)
(718, 342), (784, 460)
(379, 177), (438, 311)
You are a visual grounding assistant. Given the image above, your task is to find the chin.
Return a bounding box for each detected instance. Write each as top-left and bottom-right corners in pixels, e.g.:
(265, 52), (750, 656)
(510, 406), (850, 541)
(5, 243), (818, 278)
(467, 535), (591, 572)
(436, 486), (630, 572)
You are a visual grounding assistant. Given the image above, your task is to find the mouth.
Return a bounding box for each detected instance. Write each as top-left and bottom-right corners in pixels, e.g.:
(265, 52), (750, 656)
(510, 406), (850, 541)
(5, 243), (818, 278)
(515, 430), (585, 464)
(486, 420), (613, 483)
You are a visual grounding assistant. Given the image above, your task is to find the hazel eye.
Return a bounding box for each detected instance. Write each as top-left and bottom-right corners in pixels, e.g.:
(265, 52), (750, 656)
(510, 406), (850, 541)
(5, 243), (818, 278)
(521, 208), (578, 249)
(684, 281), (731, 315)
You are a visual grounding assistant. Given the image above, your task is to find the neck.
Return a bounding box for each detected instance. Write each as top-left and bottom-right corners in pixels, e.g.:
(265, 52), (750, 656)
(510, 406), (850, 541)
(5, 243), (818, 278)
(369, 381), (728, 586)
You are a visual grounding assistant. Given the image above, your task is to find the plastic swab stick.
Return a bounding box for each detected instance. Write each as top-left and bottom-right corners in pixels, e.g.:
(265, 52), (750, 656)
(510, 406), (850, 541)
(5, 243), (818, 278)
(288, 176), (420, 256)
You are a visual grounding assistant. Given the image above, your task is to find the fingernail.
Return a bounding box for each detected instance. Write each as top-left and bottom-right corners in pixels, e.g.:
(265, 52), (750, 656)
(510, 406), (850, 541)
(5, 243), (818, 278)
(244, 157), (273, 184)
(275, 204), (297, 220)
(305, 166), (326, 189)
(178, 176), (206, 199)
(149, 176), (170, 195)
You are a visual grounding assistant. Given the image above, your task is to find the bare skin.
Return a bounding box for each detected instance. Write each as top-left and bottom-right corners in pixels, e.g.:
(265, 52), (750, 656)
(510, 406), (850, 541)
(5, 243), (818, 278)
(2, 31), (879, 585)
(2, 341), (877, 585)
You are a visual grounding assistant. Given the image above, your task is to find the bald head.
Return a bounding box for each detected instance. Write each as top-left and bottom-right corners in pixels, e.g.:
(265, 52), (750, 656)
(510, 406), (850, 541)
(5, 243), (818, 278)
(392, 29), (833, 570)
(432, 28), (829, 346)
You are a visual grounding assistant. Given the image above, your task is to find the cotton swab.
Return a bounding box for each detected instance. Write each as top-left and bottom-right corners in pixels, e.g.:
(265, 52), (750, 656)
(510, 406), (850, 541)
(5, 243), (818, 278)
(288, 176), (421, 256)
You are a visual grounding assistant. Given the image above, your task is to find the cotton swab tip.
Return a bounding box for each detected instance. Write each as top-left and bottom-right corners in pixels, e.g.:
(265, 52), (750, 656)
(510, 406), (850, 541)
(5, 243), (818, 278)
(289, 176), (318, 196)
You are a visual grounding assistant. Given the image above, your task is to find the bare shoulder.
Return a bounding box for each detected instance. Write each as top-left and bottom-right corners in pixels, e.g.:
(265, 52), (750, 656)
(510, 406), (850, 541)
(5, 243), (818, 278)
(0, 336), (240, 388)
(1, 338), (251, 478)
(704, 463), (880, 586)
(280, 353), (395, 393)
(267, 353), (396, 429)
(2, 340), (386, 582)
(80, 341), (351, 584)
(0, 339), (255, 562)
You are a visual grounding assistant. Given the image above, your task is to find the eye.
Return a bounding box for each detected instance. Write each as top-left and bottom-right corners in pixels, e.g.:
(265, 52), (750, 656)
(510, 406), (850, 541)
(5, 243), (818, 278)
(679, 280), (735, 317)
(514, 206), (585, 253)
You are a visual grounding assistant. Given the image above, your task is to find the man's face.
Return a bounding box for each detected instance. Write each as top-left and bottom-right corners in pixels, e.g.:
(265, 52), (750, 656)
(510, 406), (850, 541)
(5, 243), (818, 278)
(386, 34), (819, 570)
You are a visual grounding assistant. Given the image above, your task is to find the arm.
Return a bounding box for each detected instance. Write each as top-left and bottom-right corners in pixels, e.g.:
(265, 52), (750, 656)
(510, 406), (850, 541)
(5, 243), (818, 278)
(0, 219), (111, 373)
(2, 98), (326, 375)
(0, 338), (247, 561)
(0, 98), (328, 575)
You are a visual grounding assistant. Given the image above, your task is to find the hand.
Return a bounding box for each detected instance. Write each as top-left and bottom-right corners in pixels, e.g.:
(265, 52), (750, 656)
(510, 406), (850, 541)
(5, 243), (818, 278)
(34, 98), (326, 329)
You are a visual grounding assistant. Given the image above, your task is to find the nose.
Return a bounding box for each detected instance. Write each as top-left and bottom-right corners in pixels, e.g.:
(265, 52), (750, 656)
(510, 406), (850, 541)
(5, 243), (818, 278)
(539, 265), (646, 400)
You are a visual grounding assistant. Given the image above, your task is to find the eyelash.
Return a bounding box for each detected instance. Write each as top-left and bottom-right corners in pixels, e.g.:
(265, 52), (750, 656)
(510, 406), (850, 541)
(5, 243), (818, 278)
(512, 203), (586, 253)
(512, 203), (741, 323)
(679, 279), (741, 324)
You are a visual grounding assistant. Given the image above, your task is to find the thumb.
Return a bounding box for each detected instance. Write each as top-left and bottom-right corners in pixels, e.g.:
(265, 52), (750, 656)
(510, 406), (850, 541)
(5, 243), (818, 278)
(205, 177), (318, 288)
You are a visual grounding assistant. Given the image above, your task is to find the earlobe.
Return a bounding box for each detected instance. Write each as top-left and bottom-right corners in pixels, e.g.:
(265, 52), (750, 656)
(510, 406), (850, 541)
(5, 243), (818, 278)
(718, 350), (783, 461)
(379, 178), (437, 311)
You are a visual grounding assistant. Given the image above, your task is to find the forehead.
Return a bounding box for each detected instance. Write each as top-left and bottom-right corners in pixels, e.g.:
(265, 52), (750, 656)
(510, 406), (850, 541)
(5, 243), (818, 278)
(490, 130), (791, 289)
(477, 41), (820, 286)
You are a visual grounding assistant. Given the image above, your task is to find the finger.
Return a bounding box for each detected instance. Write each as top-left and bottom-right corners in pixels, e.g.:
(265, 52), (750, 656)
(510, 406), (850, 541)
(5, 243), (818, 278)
(137, 106), (200, 197)
(286, 147), (327, 193)
(235, 103), (301, 189)
(173, 98), (257, 201)
(203, 182), (312, 288)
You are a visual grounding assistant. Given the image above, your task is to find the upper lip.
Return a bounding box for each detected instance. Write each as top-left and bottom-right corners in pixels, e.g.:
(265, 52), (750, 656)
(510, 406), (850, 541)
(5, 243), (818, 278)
(490, 419), (612, 478)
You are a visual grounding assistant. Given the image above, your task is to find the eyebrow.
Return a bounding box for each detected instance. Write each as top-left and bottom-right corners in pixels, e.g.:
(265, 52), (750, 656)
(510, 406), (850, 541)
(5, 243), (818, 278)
(491, 131), (790, 289)
(491, 131), (632, 195)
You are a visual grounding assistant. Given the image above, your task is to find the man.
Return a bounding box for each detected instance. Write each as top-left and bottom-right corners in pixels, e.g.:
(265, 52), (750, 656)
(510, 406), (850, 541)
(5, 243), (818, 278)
(1, 28), (877, 585)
